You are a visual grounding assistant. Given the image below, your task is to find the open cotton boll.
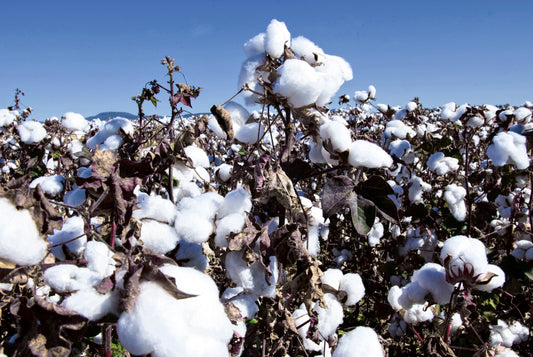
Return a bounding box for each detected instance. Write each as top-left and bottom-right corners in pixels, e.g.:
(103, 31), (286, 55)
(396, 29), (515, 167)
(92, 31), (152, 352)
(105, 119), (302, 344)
(139, 220), (179, 254)
(489, 320), (529, 348)
(44, 265), (103, 293)
(86, 118), (133, 150)
(117, 266), (234, 357)
(264, 19), (290, 58)
(389, 139), (411, 159)
(314, 55), (353, 106)
(291, 36), (324, 63)
(222, 289), (259, 320)
(225, 251), (278, 297)
(238, 54), (267, 106)
(314, 293), (344, 339)
(29, 174), (65, 197)
(333, 326), (383, 357)
(0, 198), (47, 266)
(320, 120), (352, 153)
(235, 122), (264, 145)
(61, 112), (89, 132)
(217, 187), (252, 219)
(474, 264), (505, 291)
(18, 120), (47, 144)
(215, 163), (233, 182)
(403, 303), (434, 324)
(321, 268), (343, 290)
(84, 241), (116, 279)
(514, 107), (532, 123)
(224, 101), (249, 129)
(62, 288), (119, 321)
(0, 108), (17, 126)
(133, 194), (177, 224)
(293, 304), (330, 353)
(177, 192), (224, 220)
(348, 140), (392, 168)
(367, 218), (384, 247)
(244, 32), (265, 57)
(444, 184), (467, 221)
(184, 145), (210, 168)
(208, 115), (227, 139)
(408, 176), (432, 203)
(274, 59), (321, 108)
(487, 131), (530, 169)
(174, 213), (214, 244)
(215, 213), (246, 248)
(339, 273), (365, 306)
(440, 102), (468, 123)
(47, 216), (86, 260)
(175, 240), (208, 271)
(410, 263), (454, 305)
(384, 120), (416, 139)
(427, 152), (459, 175)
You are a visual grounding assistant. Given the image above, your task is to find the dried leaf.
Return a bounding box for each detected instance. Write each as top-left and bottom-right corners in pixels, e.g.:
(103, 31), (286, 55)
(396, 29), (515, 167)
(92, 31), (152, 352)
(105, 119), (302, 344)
(210, 104), (234, 139)
(321, 175), (356, 218)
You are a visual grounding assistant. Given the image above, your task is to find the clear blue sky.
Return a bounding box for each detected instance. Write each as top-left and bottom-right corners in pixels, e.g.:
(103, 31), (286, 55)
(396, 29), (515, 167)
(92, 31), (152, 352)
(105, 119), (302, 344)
(1, 0), (532, 120)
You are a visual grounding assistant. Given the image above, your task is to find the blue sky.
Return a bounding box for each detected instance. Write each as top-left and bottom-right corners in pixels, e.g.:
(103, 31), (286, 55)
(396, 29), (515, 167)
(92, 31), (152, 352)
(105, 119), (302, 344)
(1, 0), (532, 119)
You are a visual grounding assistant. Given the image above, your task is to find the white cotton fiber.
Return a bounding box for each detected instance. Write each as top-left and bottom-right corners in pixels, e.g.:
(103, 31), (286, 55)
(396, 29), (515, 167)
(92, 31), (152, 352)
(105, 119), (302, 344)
(139, 220), (179, 254)
(440, 102), (468, 123)
(208, 115), (227, 139)
(487, 131), (530, 169)
(389, 139), (411, 159)
(313, 293), (344, 338)
(0, 197), (47, 265)
(84, 241), (116, 279)
(47, 216), (87, 260)
(62, 288), (119, 321)
(408, 176), (432, 203)
(215, 163), (233, 182)
(440, 235), (490, 284)
(320, 120), (352, 153)
(0, 109), (17, 126)
(174, 213), (214, 244)
(238, 54), (267, 106)
(235, 122), (264, 145)
(411, 263), (454, 305)
(244, 32), (265, 57)
(264, 19), (290, 58)
(184, 145), (210, 168)
(43, 265), (103, 293)
(444, 184), (467, 221)
(177, 192), (224, 220)
(367, 218), (384, 247)
(384, 120), (416, 139)
(489, 319), (530, 348)
(291, 36), (324, 63)
(29, 174), (65, 197)
(86, 118), (133, 150)
(427, 152), (459, 175)
(217, 187), (252, 219)
(333, 326), (384, 357)
(274, 59), (321, 108)
(215, 213), (246, 248)
(61, 112), (89, 132)
(403, 303), (434, 324)
(175, 240), (208, 271)
(225, 251), (277, 298)
(340, 273), (365, 306)
(117, 266), (234, 357)
(18, 120), (47, 144)
(321, 268), (344, 290)
(133, 194), (177, 224)
(514, 107), (532, 123)
(475, 264), (505, 291)
(224, 101), (249, 129)
(348, 140), (393, 168)
(314, 55), (353, 106)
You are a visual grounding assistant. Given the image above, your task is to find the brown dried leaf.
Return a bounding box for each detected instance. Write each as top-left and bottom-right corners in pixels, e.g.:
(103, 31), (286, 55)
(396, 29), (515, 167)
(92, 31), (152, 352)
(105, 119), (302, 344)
(29, 334), (70, 357)
(210, 104), (234, 139)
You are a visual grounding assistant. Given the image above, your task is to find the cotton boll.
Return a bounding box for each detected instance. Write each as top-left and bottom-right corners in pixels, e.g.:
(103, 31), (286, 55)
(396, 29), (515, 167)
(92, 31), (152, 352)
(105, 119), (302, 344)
(403, 303), (434, 324)
(18, 120), (47, 144)
(217, 187), (252, 219)
(367, 218), (384, 247)
(47, 216), (86, 260)
(235, 122), (264, 144)
(406, 102), (418, 112)
(44, 265), (103, 293)
(175, 240), (208, 271)
(225, 252), (278, 297)
(314, 55), (353, 106)
(174, 213), (214, 243)
(133, 194), (177, 224)
(207, 115), (227, 139)
(86, 118), (133, 150)
(293, 304), (326, 352)
(291, 36), (324, 63)
(215, 163), (233, 182)
(440, 102), (468, 123)
(444, 184), (467, 221)
(332, 326), (384, 357)
(238, 54), (267, 106)
(408, 176), (431, 203)
(474, 264), (505, 292)
(221, 287), (259, 319)
(348, 140), (393, 168)
(339, 273), (365, 306)
(440, 236), (489, 285)
(184, 145), (210, 168)
(514, 107), (532, 123)
(427, 152), (459, 175)
(29, 174), (65, 197)
(487, 131), (529, 169)
(84, 241), (116, 279)
(62, 288), (119, 321)
(264, 19), (290, 58)
(61, 112), (89, 132)
(0, 198), (47, 265)
(389, 139), (411, 159)
(0, 109), (17, 126)
(321, 268), (343, 290)
(411, 263), (454, 305)
(313, 293), (344, 338)
(388, 285), (404, 311)
(139, 220), (179, 254)
(177, 192), (224, 220)
(274, 59), (321, 108)
(214, 213), (246, 248)
(224, 101), (250, 129)
(308, 138), (327, 164)
(243, 32), (265, 57)
(320, 120), (352, 153)
(384, 120), (416, 139)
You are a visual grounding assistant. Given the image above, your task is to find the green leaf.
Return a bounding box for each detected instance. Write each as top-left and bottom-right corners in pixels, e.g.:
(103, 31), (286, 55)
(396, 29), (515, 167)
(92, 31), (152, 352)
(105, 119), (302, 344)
(350, 195), (376, 235)
(150, 96), (159, 107)
(356, 175), (399, 223)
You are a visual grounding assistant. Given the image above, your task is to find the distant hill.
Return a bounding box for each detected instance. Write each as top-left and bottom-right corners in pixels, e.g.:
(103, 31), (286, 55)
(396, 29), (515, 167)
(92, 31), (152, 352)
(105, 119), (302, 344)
(86, 112), (138, 121)
(85, 111), (210, 121)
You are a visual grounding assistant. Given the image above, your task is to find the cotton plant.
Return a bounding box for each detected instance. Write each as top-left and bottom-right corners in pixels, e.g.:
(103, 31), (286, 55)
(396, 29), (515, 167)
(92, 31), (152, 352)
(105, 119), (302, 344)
(86, 117), (134, 151)
(17, 120), (47, 144)
(487, 131), (530, 169)
(489, 319), (529, 348)
(427, 152), (460, 175)
(320, 268), (365, 306)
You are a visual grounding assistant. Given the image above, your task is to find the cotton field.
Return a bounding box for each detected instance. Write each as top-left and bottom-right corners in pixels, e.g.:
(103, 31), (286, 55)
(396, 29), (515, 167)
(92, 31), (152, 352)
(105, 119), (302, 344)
(0, 19), (532, 357)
